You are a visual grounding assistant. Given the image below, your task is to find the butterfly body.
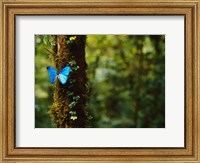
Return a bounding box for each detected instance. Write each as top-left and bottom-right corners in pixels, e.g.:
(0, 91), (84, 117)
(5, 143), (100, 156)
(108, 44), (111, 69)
(47, 66), (71, 84)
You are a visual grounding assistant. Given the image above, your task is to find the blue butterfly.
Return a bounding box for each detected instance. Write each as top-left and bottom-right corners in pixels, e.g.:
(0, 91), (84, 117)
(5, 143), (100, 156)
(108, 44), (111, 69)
(47, 66), (71, 84)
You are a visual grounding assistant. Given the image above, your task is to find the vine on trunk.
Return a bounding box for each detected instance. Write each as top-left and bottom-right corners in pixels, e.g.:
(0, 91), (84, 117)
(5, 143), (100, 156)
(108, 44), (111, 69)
(48, 35), (89, 128)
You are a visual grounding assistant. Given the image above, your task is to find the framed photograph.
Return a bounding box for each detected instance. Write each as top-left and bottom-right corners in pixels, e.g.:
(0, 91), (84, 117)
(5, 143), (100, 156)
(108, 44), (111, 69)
(0, 0), (199, 162)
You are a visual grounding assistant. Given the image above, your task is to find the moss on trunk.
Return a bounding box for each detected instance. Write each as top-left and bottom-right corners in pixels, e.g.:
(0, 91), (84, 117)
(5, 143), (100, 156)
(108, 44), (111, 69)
(48, 35), (88, 128)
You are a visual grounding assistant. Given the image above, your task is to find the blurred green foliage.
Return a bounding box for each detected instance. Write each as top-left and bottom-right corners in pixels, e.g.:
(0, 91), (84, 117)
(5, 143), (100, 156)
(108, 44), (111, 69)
(35, 35), (54, 128)
(35, 35), (165, 128)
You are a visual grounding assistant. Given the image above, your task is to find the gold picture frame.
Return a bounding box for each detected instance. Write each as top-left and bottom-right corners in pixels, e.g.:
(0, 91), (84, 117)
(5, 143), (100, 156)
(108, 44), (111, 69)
(0, 0), (199, 162)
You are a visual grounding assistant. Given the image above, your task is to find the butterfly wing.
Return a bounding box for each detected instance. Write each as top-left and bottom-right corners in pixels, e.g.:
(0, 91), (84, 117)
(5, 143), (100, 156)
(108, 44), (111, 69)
(58, 66), (71, 84)
(47, 66), (57, 84)
(58, 74), (68, 84)
(59, 66), (71, 76)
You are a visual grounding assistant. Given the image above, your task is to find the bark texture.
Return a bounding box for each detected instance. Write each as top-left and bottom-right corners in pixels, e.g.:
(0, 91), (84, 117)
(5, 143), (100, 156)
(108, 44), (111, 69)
(48, 35), (88, 128)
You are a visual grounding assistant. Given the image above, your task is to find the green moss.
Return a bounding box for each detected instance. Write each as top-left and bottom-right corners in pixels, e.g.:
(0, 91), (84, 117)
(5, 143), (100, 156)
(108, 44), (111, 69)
(48, 35), (89, 128)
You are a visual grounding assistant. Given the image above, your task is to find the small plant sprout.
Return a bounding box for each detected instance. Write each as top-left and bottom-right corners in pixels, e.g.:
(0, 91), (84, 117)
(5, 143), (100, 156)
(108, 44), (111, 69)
(68, 101), (78, 109)
(69, 60), (76, 66)
(69, 111), (76, 116)
(73, 95), (80, 101)
(69, 110), (77, 121)
(72, 65), (79, 71)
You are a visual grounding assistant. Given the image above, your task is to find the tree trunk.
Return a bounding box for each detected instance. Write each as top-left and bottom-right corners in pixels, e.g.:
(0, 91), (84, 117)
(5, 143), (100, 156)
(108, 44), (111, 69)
(48, 35), (88, 128)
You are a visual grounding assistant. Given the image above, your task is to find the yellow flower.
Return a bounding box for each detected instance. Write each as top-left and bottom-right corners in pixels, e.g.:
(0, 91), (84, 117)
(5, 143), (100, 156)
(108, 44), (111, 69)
(69, 36), (77, 41)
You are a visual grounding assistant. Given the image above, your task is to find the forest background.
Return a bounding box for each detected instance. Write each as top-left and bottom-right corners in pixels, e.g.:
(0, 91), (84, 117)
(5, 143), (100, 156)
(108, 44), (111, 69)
(35, 35), (165, 128)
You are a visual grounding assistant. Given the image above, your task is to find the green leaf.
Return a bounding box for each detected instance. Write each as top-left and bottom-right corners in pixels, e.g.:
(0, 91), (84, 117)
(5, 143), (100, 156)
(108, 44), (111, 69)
(69, 101), (78, 108)
(43, 35), (49, 45)
(73, 95), (80, 101)
(72, 66), (79, 71)
(69, 60), (76, 66)
(69, 111), (76, 116)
